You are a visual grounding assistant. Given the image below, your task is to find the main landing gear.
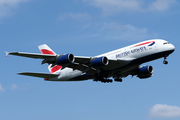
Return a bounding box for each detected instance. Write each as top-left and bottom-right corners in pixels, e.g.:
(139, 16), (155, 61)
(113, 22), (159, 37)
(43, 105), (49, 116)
(93, 77), (113, 83)
(93, 76), (123, 83)
(114, 77), (123, 82)
(163, 56), (168, 65)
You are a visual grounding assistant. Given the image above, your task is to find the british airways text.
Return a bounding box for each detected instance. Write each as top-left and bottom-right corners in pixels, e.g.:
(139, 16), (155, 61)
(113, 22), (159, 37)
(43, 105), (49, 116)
(116, 47), (147, 58)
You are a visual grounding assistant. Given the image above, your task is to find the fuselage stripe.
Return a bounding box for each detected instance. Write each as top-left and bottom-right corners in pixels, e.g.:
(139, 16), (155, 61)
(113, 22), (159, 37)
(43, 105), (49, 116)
(134, 41), (155, 47)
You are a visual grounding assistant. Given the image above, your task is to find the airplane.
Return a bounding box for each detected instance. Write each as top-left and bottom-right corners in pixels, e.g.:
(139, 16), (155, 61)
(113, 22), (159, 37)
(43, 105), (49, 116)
(5, 39), (175, 83)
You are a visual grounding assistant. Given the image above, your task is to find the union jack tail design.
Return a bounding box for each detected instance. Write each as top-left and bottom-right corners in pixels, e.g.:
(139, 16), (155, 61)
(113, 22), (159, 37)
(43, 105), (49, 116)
(38, 44), (62, 74)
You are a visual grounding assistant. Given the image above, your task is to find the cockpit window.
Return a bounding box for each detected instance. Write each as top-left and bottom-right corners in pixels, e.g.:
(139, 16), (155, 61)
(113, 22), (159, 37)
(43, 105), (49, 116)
(163, 42), (169, 45)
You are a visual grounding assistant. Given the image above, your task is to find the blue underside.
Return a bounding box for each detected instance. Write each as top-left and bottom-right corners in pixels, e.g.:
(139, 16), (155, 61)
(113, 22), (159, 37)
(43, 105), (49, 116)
(70, 50), (174, 81)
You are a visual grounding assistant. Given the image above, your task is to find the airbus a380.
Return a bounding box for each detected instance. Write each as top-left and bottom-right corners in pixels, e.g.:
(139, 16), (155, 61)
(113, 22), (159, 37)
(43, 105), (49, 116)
(6, 39), (175, 83)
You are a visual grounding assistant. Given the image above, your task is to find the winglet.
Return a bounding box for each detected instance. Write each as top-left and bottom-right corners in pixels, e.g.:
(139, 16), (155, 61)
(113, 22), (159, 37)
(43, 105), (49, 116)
(5, 51), (9, 57)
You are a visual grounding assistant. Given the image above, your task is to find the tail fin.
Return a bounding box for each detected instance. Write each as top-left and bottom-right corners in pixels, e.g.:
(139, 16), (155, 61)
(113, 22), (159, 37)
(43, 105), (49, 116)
(38, 44), (56, 55)
(38, 44), (62, 74)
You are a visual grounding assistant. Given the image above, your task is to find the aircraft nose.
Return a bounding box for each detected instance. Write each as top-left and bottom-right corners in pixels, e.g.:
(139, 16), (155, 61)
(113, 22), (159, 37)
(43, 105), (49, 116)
(168, 43), (175, 54)
(170, 44), (175, 51)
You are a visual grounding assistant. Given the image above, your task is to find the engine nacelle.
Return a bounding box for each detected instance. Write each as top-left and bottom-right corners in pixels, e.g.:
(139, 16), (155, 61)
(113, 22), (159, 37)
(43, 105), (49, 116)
(137, 65), (153, 79)
(57, 53), (74, 65)
(91, 56), (109, 67)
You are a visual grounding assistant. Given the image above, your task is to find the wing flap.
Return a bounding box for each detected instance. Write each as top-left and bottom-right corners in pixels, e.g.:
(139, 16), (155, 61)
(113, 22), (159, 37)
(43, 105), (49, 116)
(18, 72), (59, 78)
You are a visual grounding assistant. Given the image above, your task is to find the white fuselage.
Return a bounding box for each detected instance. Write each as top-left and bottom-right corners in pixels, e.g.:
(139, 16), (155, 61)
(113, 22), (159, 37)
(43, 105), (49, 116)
(49, 39), (175, 81)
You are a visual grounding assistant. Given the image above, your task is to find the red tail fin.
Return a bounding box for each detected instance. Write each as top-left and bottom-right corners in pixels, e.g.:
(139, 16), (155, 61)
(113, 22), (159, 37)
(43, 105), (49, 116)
(38, 44), (62, 73)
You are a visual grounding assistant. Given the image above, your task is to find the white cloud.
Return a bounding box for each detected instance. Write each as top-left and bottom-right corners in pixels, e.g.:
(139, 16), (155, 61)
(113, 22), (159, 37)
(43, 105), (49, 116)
(10, 84), (18, 90)
(59, 12), (91, 21)
(0, 0), (28, 5)
(0, 0), (29, 19)
(149, 0), (177, 12)
(149, 104), (180, 118)
(83, 0), (178, 15)
(0, 83), (4, 92)
(96, 22), (148, 40)
(84, 0), (142, 15)
(79, 22), (151, 41)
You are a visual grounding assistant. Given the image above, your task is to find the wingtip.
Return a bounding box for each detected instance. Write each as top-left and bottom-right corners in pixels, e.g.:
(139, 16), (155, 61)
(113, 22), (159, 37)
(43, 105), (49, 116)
(5, 51), (9, 57)
(18, 72), (27, 75)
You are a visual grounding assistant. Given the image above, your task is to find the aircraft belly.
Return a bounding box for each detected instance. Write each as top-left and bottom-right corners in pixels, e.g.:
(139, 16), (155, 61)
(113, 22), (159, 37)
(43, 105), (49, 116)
(132, 49), (174, 64)
(58, 69), (83, 81)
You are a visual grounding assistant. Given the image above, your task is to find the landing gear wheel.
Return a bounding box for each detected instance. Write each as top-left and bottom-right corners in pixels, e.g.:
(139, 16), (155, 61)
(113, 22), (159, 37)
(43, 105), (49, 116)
(101, 79), (113, 83)
(114, 78), (123, 82)
(94, 76), (113, 83)
(163, 61), (168, 64)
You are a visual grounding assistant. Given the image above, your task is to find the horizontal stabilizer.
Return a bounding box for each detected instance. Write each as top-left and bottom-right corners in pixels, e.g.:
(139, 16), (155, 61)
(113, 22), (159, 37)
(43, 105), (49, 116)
(18, 72), (59, 78)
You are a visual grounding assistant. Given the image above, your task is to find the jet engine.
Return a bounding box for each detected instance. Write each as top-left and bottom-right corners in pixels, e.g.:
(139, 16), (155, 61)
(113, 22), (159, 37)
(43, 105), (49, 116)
(91, 56), (109, 67)
(137, 65), (153, 79)
(57, 53), (74, 65)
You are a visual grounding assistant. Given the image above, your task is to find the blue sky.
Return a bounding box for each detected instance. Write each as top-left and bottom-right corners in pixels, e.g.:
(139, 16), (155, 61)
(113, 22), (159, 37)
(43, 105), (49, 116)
(1, 0), (180, 120)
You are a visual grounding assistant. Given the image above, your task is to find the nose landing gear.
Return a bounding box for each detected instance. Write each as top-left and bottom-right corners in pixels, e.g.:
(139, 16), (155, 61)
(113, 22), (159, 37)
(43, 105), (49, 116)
(163, 56), (168, 64)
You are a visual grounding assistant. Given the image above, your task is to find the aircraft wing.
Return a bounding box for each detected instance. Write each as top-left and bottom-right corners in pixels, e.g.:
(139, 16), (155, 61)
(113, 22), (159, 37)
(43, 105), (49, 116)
(6, 52), (56, 59)
(6, 51), (134, 76)
(65, 56), (134, 75)
(18, 72), (59, 78)
(74, 56), (133, 65)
